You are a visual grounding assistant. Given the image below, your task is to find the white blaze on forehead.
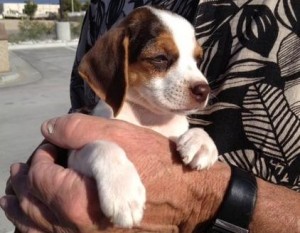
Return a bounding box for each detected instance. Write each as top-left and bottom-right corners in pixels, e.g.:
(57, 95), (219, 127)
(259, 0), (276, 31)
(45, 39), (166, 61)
(148, 7), (206, 83)
(130, 7), (209, 113)
(149, 7), (197, 64)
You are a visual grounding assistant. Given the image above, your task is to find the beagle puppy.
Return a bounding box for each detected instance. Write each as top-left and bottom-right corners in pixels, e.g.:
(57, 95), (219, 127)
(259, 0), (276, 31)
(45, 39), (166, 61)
(68, 6), (218, 228)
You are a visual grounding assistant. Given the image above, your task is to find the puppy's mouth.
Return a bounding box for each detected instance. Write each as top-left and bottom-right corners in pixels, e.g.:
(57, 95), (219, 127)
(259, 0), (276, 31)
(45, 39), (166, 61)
(169, 107), (203, 115)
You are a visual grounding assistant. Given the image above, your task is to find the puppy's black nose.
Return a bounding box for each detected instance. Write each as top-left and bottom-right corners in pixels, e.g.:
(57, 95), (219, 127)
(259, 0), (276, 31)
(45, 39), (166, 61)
(191, 82), (210, 102)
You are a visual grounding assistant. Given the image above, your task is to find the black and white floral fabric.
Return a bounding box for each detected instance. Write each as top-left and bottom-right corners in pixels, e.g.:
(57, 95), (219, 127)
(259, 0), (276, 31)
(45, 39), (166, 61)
(70, 0), (300, 191)
(192, 0), (300, 191)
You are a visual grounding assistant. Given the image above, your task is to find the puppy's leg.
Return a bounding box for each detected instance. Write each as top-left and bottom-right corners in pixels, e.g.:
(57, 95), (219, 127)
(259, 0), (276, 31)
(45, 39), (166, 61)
(68, 141), (146, 228)
(177, 128), (218, 170)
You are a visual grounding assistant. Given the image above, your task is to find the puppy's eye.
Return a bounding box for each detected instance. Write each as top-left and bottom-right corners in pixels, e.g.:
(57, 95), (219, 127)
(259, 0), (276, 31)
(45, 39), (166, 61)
(149, 54), (170, 71)
(152, 55), (168, 64)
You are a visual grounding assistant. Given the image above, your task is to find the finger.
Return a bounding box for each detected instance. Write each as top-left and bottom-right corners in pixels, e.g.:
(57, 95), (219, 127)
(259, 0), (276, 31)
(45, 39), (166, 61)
(28, 143), (105, 230)
(30, 143), (58, 167)
(30, 142), (95, 202)
(0, 195), (44, 233)
(29, 143), (67, 202)
(40, 113), (135, 150)
(9, 162), (59, 232)
(9, 164), (29, 199)
(9, 163), (29, 201)
(29, 142), (91, 208)
(4, 140), (54, 197)
(40, 113), (101, 149)
(10, 163), (29, 175)
(5, 177), (15, 195)
(4, 163), (27, 196)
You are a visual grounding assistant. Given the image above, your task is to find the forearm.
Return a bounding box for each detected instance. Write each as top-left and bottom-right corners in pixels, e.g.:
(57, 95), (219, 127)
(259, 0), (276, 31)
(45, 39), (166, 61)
(250, 178), (300, 233)
(181, 162), (231, 232)
(183, 161), (300, 233)
(33, 115), (299, 233)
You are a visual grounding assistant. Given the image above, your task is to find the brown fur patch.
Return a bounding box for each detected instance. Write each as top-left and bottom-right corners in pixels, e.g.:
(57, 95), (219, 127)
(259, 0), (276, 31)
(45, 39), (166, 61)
(128, 31), (179, 86)
(78, 6), (203, 116)
(78, 26), (128, 116)
(194, 43), (203, 60)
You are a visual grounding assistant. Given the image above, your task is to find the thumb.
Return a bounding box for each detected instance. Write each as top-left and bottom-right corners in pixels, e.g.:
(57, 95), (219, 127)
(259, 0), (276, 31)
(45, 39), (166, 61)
(40, 113), (109, 150)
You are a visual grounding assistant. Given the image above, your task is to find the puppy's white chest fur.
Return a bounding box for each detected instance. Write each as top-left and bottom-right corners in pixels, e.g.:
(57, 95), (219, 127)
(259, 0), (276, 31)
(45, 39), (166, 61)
(116, 101), (189, 139)
(92, 100), (189, 138)
(68, 6), (218, 229)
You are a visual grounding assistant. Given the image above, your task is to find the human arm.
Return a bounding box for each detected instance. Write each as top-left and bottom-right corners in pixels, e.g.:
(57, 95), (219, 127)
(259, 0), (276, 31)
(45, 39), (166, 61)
(1, 114), (299, 233)
(249, 179), (300, 232)
(1, 114), (230, 233)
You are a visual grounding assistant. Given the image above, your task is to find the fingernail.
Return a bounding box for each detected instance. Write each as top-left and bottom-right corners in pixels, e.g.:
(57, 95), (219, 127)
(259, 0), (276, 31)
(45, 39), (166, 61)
(10, 163), (28, 176)
(0, 197), (7, 209)
(43, 117), (58, 135)
(47, 120), (55, 134)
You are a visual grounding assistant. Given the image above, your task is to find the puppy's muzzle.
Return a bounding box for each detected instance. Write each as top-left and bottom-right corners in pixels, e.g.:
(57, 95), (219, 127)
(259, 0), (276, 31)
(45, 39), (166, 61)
(190, 82), (211, 102)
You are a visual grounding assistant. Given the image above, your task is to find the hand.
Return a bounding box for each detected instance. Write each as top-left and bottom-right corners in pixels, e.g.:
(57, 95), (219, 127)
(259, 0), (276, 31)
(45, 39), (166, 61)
(2, 144), (107, 233)
(1, 113), (230, 233)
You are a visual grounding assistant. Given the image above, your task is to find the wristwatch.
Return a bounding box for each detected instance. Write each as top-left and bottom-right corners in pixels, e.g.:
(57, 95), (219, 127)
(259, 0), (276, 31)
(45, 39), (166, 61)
(208, 166), (257, 233)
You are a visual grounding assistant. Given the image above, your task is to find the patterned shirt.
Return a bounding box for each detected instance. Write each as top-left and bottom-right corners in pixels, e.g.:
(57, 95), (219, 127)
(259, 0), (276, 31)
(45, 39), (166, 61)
(69, 0), (300, 191)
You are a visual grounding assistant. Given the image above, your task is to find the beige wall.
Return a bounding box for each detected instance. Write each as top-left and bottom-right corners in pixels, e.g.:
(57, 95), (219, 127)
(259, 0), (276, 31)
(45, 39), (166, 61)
(1, 3), (59, 17)
(36, 4), (59, 16)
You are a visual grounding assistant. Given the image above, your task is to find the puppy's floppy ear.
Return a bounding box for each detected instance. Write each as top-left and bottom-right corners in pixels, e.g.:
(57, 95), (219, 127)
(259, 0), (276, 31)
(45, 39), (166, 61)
(78, 27), (129, 117)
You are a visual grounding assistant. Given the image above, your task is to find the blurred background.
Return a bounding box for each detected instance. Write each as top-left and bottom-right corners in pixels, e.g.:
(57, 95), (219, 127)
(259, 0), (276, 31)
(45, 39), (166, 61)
(0, 0), (89, 232)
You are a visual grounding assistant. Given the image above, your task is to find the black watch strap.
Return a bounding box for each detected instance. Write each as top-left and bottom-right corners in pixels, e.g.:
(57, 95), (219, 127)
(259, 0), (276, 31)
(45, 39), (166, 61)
(208, 166), (257, 233)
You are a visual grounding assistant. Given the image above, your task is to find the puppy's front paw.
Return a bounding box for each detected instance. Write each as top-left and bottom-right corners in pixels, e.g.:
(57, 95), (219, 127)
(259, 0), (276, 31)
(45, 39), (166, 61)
(177, 128), (218, 170)
(92, 145), (146, 228)
(99, 171), (146, 228)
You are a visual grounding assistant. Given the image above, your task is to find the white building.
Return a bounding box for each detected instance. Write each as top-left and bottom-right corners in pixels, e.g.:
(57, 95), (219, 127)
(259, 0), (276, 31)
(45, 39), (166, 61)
(0, 3), (59, 19)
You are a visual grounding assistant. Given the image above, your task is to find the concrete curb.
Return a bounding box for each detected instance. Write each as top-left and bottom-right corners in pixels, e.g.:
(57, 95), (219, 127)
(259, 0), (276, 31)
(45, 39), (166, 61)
(0, 51), (42, 88)
(0, 40), (78, 88)
(0, 72), (19, 83)
(9, 39), (79, 50)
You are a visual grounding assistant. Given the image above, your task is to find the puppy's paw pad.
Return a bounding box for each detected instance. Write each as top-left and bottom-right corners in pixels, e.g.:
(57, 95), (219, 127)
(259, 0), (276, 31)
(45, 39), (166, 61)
(110, 196), (146, 228)
(96, 168), (146, 228)
(177, 128), (218, 170)
(188, 146), (218, 170)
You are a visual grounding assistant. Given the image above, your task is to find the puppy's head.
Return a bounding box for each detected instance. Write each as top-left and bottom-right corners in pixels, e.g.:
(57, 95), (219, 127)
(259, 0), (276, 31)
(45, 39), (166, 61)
(79, 6), (209, 116)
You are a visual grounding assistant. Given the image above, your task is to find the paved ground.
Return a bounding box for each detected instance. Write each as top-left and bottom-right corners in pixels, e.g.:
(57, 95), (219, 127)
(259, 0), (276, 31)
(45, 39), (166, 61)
(0, 44), (77, 232)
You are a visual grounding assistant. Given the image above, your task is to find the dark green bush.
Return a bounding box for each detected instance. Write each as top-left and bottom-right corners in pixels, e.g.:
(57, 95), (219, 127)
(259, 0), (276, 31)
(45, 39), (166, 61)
(8, 18), (83, 42)
(8, 19), (55, 42)
(19, 19), (55, 40)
